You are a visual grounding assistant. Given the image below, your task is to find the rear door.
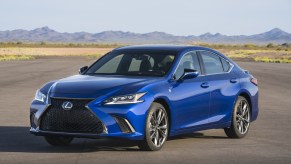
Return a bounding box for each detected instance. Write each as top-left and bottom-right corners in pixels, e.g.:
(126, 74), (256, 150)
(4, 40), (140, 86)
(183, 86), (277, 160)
(198, 51), (240, 124)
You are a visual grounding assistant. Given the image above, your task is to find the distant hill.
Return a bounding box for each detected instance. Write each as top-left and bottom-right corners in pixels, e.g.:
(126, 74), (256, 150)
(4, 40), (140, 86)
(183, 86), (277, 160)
(0, 27), (290, 44)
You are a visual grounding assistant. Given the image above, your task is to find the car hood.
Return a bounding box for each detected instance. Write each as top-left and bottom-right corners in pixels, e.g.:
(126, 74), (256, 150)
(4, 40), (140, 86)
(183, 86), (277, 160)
(49, 75), (160, 98)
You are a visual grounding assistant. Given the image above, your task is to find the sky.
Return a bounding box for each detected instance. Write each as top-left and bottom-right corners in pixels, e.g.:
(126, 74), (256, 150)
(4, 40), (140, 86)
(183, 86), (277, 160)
(0, 0), (290, 36)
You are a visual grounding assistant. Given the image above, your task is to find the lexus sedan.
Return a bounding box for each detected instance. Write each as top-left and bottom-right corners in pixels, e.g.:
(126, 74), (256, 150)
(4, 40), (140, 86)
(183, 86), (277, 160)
(30, 45), (259, 151)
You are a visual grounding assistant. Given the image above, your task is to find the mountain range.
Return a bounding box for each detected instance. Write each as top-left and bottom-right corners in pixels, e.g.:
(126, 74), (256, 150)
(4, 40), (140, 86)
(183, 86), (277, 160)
(0, 27), (290, 44)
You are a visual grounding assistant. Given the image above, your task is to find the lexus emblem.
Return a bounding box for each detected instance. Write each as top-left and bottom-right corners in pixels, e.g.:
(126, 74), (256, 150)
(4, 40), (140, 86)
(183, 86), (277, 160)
(62, 101), (73, 110)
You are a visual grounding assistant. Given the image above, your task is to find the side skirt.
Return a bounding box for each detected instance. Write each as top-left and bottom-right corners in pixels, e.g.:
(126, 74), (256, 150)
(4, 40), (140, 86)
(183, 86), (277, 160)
(169, 121), (231, 137)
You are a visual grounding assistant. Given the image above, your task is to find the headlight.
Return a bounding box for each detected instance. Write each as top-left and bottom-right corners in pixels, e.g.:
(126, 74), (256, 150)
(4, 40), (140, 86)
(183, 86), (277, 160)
(35, 90), (47, 103)
(104, 92), (146, 105)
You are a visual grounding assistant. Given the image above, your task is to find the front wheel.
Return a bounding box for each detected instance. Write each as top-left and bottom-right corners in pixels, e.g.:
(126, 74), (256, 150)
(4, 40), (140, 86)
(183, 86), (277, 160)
(44, 136), (73, 146)
(138, 102), (169, 151)
(224, 96), (251, 138)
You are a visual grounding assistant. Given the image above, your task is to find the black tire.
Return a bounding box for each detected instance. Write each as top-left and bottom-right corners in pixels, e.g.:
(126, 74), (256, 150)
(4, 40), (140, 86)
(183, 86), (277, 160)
(224, 96), (251, 138)
(138, 102), (169, 151)
(44, 136), (73, 146)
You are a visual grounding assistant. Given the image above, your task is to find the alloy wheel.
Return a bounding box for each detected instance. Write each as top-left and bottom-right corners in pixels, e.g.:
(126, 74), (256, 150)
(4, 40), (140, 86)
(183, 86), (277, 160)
(149, 108), (168, 147)
(236, 100), (250, 134)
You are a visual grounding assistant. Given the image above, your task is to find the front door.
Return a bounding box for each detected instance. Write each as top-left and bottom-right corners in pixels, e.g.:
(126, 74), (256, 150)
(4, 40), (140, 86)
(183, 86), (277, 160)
(170, 51), (211, 132)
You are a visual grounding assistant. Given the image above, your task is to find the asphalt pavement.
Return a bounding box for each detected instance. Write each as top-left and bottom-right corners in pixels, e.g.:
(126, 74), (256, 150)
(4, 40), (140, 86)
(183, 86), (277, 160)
(0, 57), (290, 163)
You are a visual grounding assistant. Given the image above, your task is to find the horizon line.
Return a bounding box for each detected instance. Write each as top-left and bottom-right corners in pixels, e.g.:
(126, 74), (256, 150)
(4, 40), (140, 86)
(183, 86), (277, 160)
(0, 26), (290, 37)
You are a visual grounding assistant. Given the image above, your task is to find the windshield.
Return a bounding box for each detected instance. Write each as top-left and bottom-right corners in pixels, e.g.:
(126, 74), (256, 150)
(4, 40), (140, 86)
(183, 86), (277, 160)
(85, 50), (176, 77)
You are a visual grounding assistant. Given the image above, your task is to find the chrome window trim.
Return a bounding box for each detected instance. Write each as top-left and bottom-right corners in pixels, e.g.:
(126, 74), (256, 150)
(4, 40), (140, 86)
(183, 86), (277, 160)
(172, 50), (234, 79)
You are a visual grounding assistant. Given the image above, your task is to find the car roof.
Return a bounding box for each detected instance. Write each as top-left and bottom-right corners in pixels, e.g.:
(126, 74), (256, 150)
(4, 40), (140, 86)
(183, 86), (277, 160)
(113, 44), (235, 65)
(114, 45), (212, 53)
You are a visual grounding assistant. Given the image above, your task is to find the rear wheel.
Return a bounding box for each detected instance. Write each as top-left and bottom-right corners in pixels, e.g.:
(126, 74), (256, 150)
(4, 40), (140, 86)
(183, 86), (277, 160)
(138, 102), (169, 151)
(224, 96), (251, 138)
(44, 136), (73, 146)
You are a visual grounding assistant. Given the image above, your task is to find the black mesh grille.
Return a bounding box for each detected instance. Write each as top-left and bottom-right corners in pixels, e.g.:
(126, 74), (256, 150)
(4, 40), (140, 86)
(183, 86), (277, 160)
(40, 98), (104, 134)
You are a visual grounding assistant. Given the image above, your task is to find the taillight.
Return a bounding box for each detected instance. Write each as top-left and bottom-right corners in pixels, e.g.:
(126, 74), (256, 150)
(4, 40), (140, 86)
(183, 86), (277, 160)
(250, 78), (258, 86)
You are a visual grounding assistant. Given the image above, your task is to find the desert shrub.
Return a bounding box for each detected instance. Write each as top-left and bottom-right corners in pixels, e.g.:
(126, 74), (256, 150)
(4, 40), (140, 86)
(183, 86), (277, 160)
(267, 43), (274, 48)
(244, 44), (256, 48)
(282, 43), (290, 47)
(0, 55), (35, 61)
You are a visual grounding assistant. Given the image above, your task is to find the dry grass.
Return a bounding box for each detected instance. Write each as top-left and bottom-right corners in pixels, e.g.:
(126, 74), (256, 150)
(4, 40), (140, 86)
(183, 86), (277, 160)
(0, 55), (35, 61)
(218, 49), (291, 63)
(0, 47), (112, 61)
(0, 46), (290, 63)
(0, 47), (112, 56)
(254, 57), (291, 63)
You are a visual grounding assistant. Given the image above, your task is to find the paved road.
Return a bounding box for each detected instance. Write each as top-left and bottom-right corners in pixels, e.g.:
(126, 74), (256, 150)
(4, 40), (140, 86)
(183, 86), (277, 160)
(0, 57), (290, 164)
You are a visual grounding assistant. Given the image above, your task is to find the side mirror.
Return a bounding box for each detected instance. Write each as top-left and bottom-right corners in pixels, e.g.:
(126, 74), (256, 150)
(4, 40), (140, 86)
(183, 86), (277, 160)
(79, 66), (88, 74)
(180, 69), (199, 80)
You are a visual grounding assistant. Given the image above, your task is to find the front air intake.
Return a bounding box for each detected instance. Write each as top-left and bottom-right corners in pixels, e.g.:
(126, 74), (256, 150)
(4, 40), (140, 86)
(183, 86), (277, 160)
(114, 116), (135, 133)
(30, 111), (37, 129)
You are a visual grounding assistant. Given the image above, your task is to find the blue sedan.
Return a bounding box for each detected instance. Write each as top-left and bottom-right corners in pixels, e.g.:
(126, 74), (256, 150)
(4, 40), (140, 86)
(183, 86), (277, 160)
(30, 45), (259, 151)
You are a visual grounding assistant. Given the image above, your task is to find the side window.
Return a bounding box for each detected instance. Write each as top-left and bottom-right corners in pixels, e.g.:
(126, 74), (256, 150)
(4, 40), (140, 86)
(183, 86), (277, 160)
(128, 58), (142, 72)
(95, 54), (124, 73)
(157, 55), (175, 73)
(149, 57), (154, 67)
(174, 51), (201, 79)
(128, 55), (154, 72)
(221, 58), (231, 72)
(200, 51), (224, 75)
(191, 52), (201, 73)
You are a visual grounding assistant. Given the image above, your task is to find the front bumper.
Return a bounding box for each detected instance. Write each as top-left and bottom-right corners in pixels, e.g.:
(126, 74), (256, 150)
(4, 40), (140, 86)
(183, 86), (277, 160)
(30, 95), (154, 140)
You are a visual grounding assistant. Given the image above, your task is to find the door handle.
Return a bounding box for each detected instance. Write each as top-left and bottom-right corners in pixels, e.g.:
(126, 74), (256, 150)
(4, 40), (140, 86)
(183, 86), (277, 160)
(201, 82), (209, 88)
(230, 78), (238, 83)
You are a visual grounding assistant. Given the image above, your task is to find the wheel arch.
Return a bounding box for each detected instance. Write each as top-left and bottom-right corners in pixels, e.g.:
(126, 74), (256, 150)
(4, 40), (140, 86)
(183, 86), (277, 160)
(153, 97), (172, 135)
(237, 91), (253, 118)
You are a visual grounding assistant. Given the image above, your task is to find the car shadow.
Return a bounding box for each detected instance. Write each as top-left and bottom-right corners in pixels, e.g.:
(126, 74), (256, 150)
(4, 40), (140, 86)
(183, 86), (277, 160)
(168, 133), (228, 140)
(0, 126), (139, 153)
(0, 126), (227, 153)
